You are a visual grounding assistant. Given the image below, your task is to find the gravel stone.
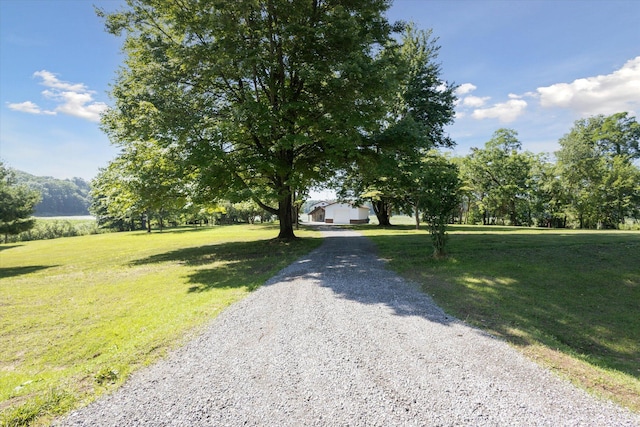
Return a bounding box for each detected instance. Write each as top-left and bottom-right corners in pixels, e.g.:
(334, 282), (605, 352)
(57, 227), (640, 426)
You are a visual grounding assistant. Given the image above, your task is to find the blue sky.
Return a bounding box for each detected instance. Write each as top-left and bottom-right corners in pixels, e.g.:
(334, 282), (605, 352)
(1, 0), (639, 182)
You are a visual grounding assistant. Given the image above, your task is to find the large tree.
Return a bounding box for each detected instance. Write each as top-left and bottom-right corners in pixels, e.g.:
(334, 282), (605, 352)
(0, 162), (41, 242)
(91, 139), (187, 232)
(99, 0), (400, 239)
(335, 24), (457, 226)
(463, 129), (534, 226)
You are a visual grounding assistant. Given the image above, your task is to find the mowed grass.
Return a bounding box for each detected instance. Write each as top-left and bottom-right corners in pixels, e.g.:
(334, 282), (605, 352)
(0, 224), (321, 426)
(359, 224), (640, 412)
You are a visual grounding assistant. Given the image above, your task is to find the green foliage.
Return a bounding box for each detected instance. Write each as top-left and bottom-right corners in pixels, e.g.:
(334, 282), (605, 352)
(4, 218), (104, 243)
(99, 0), (401, 239)
(217, 201), (273, 225)
(526, 154), (568, 228)
(455, 114), (639, 229)
(90, 139), (188, 232)
(336, 25), (457, 228)
(94, 367), (120, 385)
(556, 112), (640, 228)
(462, 129), (537, 226)
(0, 162), (41, 242)
(0, 224), (321, 425)
(413, 153), (461, 256)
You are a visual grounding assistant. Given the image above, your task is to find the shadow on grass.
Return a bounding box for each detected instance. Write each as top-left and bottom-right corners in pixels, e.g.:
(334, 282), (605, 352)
(131, 237), (323, 293)
(0, 244), (23, 252)
(0, 265), (57, 279)
(130, 226), (220, 236)
(367, 229), (640, 379)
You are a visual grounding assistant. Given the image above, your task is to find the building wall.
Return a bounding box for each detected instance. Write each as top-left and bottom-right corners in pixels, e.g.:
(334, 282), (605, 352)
(324, 203), (370, 225)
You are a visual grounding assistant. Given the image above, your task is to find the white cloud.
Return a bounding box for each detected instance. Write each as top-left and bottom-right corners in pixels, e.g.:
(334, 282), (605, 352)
(462, 95), (490, 107)
(456, 83), (477, 95)
(33, 70), (87, 92)
(7, 101), (55, 115)
(537, 56), (640, 116)
(8, 70), (108, 122)
(42, 89), (108, 122)
(472, 99), (528, 123)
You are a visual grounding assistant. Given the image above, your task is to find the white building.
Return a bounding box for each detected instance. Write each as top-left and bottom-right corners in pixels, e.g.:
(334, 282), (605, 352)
(308, 202), (370, 224)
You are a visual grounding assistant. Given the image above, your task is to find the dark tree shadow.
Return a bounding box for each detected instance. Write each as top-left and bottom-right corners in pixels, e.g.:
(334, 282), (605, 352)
(131, 237), (323, 293)
(0, 265), (58, 279)
(130, 226), (218, 236)
(0, 244), (23, 253)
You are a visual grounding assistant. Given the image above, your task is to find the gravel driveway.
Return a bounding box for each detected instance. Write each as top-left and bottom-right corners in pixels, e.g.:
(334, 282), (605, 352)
(59, 228), (639, 426)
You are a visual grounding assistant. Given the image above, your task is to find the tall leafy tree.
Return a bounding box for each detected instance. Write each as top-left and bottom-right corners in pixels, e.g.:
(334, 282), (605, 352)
(0, 162), (41, 242)
(556, 113), (640, 228)
(336, 24), (457, 226)
(91, 140), (186, 232)
(594, 112), (640, 225)
(527, 154), (567, 228)
(464, 129), (534, 226)
(91, 158), (142, 231)
(99, 0), (400, 239)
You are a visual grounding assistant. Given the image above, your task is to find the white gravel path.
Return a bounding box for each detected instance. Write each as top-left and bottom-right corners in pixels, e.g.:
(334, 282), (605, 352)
(58, 228), (640, 426)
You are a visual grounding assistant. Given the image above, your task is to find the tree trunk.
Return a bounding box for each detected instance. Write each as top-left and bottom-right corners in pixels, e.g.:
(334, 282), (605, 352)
(372, 199), (391, 226)
(414, 205), (420, 230)
(277, 193), (296, 240)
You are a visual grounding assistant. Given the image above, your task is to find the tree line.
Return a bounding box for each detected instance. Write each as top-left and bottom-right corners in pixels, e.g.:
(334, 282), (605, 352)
(385, 113), (639, 230)
(455, 113), (639, 230)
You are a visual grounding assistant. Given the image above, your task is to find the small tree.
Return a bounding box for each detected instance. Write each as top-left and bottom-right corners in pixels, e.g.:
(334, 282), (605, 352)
(0, 162), (41, 242)
(91, 139), (187, 232)
(409, 153), (461, 257)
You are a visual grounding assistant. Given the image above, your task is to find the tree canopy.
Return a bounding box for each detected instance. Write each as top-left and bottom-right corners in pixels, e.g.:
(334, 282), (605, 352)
(99, 0), (403, 239)
(462, 129), (535, 226)
(556, 113), (640, 228)
(335, 25), (457, 226)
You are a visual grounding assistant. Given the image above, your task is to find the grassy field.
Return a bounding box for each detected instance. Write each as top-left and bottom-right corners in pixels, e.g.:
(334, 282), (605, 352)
(2, 220), (638, 423)
(359, 224), (640, 412)
(0, 224), (321, 426)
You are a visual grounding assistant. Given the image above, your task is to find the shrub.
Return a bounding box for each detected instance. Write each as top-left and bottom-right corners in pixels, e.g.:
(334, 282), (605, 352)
(5, 219), (106, 243)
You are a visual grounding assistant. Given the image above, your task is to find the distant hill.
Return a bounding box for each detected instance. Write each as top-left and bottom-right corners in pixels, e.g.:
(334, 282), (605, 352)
(13, 170), (91, 216)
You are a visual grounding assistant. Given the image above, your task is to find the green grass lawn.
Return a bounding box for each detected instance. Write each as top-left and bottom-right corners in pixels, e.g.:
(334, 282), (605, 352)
(359, 224), (640, 412)
(0, 224), (321, 426)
